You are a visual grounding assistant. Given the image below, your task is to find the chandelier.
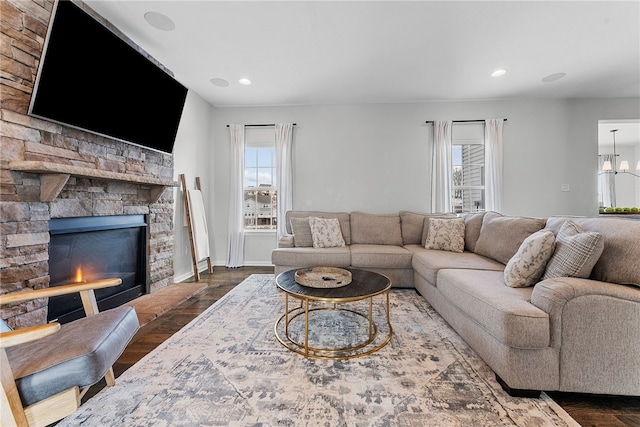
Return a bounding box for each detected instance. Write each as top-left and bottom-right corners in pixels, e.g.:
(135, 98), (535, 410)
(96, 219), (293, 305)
(600, 129), (640, 178)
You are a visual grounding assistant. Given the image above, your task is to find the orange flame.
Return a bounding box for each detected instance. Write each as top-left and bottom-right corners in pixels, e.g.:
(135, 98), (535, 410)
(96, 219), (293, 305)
(75, 266), (84, 283)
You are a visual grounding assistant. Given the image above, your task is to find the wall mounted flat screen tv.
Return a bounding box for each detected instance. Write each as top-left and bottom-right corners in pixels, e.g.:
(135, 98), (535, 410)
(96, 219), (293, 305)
(29, 0), (188, 154)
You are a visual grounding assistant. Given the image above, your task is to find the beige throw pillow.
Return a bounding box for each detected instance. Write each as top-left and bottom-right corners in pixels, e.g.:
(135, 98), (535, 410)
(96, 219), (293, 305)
(504, 230), (556, 287)
(399, 211), (427, 245)
(289, 217), (313, 247)
(309, 217), (346, 248)
(462, 212), (486, 252)
(424, 218), (465, 253)
(474, 212), (547, 264)
(542, 220), (604, 280)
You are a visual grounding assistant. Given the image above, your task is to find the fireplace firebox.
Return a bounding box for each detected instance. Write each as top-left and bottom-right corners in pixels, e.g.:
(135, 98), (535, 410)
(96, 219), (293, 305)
(48, 215), (148, 323)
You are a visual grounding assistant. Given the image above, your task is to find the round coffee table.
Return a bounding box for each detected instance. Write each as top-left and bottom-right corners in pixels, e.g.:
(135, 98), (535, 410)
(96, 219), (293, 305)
(274, 268), (393, 359)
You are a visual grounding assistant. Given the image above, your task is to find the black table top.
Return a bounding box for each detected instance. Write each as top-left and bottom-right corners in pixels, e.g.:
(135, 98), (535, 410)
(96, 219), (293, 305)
(276, 268), (391, 302)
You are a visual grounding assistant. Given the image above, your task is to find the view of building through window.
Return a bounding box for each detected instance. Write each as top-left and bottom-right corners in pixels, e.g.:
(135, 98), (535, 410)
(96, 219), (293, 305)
(244, 146), (277, 230)
(452, 124), (485, 213)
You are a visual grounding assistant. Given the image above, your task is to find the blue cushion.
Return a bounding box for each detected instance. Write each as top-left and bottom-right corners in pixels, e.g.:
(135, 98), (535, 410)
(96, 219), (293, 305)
(6, 306), (139, 406)
(1, 318), (13, 332)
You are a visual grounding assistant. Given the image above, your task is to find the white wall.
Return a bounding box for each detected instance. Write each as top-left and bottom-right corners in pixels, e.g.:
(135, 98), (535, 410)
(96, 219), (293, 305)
(172, 90), (215, 282)
(202, 97), (639, 266)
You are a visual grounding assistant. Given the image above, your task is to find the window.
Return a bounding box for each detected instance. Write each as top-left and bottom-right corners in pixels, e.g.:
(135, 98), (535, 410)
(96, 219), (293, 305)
(451, 123), (485, 213)
(244, 131), (277, 230)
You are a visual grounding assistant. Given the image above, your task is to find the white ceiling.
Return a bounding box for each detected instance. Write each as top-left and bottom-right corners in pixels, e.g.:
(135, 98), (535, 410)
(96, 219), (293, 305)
(83, 1), (640, 107)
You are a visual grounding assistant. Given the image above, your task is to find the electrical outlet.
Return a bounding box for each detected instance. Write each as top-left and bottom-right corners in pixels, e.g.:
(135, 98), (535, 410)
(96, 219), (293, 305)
(561, 184), (570, 192)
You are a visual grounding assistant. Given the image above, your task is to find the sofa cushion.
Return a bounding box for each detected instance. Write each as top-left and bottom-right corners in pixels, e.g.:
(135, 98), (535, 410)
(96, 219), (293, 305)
(546, 216), (640, 287)
(399, 211), (427, 245)
(289, 217), (313, 247)
(437, 269), (550, 349)
(474, 211), (546, 264)
(285, 211), (351, 244)
(350, 244), (413, 269)
(271, 247), (351, 268)
(309, 217), (346, 248)
(411, 248), (504, 286)
(7, 306), (139, 406)
(424, 217), (465, 253)
(504, 229), (556, 288)
(350, 212), (403, 246)
(542, 220), (604, 280)
(462, 212), (486, 252)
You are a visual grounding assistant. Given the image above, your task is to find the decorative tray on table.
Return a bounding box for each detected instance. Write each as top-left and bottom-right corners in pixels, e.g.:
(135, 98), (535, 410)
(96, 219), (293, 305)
(295, 267), (352, 288)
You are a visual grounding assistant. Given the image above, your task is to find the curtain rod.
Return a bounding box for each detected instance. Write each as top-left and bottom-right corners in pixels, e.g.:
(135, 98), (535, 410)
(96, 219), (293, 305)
(226, 123), (297, 127)
(425, 119), (507, 124)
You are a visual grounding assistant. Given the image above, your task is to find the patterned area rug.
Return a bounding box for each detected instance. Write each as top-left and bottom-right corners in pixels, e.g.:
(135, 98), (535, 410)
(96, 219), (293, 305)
(59, 274), (578, 426)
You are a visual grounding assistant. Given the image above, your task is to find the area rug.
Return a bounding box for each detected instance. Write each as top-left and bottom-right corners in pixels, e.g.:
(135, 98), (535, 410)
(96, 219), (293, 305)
(59, 274), (578, 427)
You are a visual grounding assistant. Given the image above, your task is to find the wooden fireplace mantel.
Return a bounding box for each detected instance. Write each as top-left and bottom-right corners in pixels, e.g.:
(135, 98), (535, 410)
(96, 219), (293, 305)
(7, 160), (179, 203)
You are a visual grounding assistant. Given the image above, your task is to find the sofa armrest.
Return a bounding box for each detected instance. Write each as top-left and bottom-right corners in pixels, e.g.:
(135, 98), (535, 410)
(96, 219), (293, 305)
(278, 235), (295, 248)
(531, 277), (640, 348)
(531, 277), (640, 394)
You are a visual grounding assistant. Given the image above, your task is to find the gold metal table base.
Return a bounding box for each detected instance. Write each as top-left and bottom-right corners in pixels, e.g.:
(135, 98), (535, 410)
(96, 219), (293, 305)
(274, 291), (393, 360)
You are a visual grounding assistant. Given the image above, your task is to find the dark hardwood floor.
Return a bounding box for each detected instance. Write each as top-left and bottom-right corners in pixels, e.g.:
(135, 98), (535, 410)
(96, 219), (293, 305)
(86, 267), (640, 427)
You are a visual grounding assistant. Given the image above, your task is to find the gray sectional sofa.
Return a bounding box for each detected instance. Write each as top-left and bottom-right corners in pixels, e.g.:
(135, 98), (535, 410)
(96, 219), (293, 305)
(271, 210), (640, 397)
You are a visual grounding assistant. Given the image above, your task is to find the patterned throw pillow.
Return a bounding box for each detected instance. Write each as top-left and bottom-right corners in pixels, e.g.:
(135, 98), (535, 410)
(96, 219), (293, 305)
(309, 217), (346, 248)
(424, 218), (465, 253)
(504, 230), (556, 287)
(542, 220), (604, 280)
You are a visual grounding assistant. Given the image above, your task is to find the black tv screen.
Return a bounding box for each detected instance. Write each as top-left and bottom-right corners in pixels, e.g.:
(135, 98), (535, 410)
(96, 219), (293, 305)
(29, 0), (188, 154)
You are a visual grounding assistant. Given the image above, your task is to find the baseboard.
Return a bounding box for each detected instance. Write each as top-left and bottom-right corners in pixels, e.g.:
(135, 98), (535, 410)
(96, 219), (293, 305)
(212, 261), (274, 268)
(173, 261), (211, 283)
(175, 262), (274, 281)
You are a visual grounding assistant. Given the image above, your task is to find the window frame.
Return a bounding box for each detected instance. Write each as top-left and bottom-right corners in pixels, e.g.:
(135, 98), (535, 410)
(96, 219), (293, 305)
(243, 136), (277, 232)
(451, 124), (486, 214)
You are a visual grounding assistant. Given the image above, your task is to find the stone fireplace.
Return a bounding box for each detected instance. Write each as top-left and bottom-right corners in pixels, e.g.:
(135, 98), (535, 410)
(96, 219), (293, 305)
(1, 0), (178, 328)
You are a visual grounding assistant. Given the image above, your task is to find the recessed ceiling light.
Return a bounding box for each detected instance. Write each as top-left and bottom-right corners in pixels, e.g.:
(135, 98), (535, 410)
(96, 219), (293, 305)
(541, 72), (567, 83)
(491, 69), (507, 77)
(144, 11), (175, 31)
(239, 78), (252, 86)
(210, 78), (229, 87)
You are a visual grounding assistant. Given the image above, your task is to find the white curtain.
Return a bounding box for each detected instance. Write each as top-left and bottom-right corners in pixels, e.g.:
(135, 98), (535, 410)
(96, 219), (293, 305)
(599, 155), (616, 207)
(226, 124), (245, 267)
(430, 120), (452, 213)
(484, 119), (504, 212)
(275, 123), (294, 240)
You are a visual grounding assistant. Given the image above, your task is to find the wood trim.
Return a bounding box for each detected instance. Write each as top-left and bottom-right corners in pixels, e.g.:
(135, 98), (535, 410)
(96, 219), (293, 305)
(40, 174), (70, 202)
(0, 278), (122, 305)
(6, 161), (178, 202)
(1, 349), (29, 426)
(24, 387), (80, 427)
(196, 177), (213, 276)
(79, 290), (99, 316)
(180, 174), (200, 281)
(0, 323), (60, 349)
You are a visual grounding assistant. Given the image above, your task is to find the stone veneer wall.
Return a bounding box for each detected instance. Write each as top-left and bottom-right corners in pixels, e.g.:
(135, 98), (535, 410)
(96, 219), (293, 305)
(1, 0), (176, 327)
